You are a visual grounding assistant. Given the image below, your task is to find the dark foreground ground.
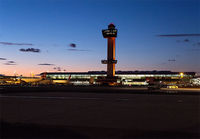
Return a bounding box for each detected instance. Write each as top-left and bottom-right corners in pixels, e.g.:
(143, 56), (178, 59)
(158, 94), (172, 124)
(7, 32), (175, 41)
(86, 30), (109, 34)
(0, 87), (200, 138)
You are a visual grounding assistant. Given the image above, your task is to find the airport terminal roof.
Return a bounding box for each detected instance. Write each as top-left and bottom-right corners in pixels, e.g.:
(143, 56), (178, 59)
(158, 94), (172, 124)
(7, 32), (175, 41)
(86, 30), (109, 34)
(41, 71), (196, 75)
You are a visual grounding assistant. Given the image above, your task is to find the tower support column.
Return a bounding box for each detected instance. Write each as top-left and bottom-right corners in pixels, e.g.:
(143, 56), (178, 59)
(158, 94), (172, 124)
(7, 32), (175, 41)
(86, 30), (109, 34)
(107, 37), (115, 77)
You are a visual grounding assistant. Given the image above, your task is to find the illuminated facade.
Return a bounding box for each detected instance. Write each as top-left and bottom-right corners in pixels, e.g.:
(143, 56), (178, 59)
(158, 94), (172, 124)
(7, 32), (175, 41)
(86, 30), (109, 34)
(41, 71), (196, 85)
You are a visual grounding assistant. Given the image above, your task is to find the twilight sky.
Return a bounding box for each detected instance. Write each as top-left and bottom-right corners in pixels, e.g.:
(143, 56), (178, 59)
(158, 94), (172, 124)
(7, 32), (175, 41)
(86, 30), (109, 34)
(0, 0), (200, 76)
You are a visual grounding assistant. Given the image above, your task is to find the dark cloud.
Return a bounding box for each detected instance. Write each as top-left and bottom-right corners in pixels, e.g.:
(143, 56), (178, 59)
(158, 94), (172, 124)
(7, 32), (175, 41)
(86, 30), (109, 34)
(184, 39), (189, 42)
(57, 67), (61, 71)
(4, 61), (16, 65)
(67, 48), (90, 51)
(19, 48), (40, 53)
(69, 43), (76, 48)
(0, 58), (6, 60)
(0, 42), (33, 46)
(38, 63), (54, 66)
(4, 63), (16, 65)
(193, 42), (200, 46)
(176, 39), (190, 43)
(53, 67), (61, 71)
(7, 61), (15, 63)
(157, 34), (200, 37)
(168, 59), (176, 62)
(68, 43), (90, 51)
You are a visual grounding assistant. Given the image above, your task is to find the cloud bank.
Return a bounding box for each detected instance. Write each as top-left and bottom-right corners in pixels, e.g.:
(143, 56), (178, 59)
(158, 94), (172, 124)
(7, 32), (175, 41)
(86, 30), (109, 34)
(0, 58), (6, 60)
(67, 48), (90, 51)
(157, 34), (200, 37)
(38, 63), (54, 66)
(0, 42), (33, 46)
(4, 61), (16, 65)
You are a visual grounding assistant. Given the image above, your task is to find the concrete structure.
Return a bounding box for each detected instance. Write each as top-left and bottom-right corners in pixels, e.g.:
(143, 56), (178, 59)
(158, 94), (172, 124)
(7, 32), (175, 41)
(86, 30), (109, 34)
(102, 23), (118, 78)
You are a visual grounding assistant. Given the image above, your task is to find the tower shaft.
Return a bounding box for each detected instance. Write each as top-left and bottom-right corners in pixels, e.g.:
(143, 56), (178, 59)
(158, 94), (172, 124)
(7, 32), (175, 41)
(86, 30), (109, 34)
(107, 37), (116, 77)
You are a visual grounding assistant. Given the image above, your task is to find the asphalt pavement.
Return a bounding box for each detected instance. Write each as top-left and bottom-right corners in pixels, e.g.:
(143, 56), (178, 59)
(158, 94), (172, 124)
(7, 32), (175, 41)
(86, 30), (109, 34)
(0, 88), (200, 138)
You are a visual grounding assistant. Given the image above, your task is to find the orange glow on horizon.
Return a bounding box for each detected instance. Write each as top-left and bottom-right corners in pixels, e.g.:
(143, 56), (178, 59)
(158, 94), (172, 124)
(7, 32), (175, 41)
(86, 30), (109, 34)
(0, 66), (100, 77)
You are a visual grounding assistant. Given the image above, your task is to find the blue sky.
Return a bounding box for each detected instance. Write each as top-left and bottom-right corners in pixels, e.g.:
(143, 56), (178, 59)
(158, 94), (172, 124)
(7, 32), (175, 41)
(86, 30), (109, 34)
(0, 0), (200, 76)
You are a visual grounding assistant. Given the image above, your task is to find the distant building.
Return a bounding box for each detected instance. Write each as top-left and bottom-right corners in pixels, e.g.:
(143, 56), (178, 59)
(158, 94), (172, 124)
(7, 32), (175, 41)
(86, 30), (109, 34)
(40, 71), (196, 85)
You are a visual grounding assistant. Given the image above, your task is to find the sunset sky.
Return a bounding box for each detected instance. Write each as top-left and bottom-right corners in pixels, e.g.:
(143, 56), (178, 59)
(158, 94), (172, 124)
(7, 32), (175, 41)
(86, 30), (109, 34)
(0, 0), (200, 76)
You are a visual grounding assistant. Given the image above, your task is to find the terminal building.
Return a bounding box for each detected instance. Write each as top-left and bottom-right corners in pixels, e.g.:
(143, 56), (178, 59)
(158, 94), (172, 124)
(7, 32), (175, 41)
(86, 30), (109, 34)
(41, 71), (196, 86)
(0, 71), (197, 86)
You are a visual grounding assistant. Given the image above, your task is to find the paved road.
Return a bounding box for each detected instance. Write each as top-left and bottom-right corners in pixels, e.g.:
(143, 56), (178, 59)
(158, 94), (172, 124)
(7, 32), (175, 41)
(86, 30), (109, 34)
(0, 90), (200, 138)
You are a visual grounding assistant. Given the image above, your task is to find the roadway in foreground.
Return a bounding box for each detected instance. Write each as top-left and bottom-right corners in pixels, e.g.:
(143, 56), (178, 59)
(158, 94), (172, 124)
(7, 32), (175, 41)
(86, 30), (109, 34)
(0, 88), (200, 138)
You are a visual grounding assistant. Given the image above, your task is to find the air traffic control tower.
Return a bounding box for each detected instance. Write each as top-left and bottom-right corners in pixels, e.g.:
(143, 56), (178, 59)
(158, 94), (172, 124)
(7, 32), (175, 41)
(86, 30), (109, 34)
(99, 23), (120, 85)
(102, 23), (118, 77)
